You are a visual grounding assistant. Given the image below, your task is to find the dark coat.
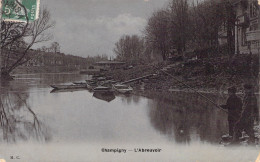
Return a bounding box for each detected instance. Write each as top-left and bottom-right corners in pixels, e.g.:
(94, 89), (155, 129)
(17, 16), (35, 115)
(240, 93), (259, 123)
(221, 94), (242, 121)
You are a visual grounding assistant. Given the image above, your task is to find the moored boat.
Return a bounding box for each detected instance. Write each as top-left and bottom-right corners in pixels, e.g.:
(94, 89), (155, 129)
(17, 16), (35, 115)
(93, 86), (113, 92)
(50, 84), (87, 90)
(112, 84), (133, 94)
(86, 82), (99, 90)
(73, 82), (87, 85)
(50, 88), (86, 93)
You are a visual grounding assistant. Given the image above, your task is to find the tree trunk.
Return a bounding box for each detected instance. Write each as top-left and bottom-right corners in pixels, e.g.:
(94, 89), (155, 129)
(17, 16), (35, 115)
(162, 52), (167, 61)
(226, 2), (235, 58)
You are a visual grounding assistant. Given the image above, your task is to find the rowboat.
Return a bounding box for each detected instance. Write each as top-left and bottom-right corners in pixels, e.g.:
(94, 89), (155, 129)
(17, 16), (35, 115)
(86, 79), (97, 82)
(50, 88), (86, 93)
(86, 82), (99, 90)
(86, 79), (98, 85)
(50, 84), (87, 90)
(100, 80), (117, 85)
(73, 82), (87, 85)
(96, 77), (106, 81)
(112, 84), (133, 94)
(93, 86), (113, 92)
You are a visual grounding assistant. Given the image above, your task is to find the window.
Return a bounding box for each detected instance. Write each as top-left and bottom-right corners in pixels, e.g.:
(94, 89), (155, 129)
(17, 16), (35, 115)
(241, 28), (247, 46)
(250, 3), (258, 18)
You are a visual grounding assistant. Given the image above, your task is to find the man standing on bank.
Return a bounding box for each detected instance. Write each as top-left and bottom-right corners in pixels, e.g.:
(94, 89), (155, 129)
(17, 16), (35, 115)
(221, 86), (243, 137)
(233, 84), (259, 143)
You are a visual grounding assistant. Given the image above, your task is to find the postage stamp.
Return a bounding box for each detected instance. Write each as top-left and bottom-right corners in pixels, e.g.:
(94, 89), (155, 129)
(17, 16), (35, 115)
(2, 0), (40, 22)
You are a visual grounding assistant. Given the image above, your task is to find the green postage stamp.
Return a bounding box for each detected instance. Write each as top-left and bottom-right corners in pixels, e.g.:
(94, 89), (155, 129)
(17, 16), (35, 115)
(2, 0), (40, 22)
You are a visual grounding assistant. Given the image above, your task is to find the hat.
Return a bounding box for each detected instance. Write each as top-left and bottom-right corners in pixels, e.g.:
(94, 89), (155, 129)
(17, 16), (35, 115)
(243, 84), (254, 89)
(228, 86), (237, 93)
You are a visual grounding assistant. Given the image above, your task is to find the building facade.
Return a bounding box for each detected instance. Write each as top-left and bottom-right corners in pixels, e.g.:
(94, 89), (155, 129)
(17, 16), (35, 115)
(233, 0), (260, 54)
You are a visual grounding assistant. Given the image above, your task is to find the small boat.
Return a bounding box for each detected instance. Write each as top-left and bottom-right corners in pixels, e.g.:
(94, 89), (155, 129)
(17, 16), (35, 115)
(112, 84), (133, 94)
(50, 84), (87, 90)
(86, 79), (98, 84)
(93, 86), (112, 92)
(102, 80), (117, 84)
(93, 74), (103, 78)
(50, 88), (87, 93)
(96, 77), (106, 81)
(73, 82), (87, 85)
(86, 82), (99, 90)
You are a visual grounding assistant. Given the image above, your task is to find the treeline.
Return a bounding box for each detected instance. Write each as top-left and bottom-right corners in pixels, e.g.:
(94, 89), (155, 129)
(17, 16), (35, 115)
(24, 50), (108, 69)
(114, 0), (237, 63)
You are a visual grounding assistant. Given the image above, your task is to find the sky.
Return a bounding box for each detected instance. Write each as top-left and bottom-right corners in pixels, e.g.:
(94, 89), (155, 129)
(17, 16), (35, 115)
(36, 0), (170, 58)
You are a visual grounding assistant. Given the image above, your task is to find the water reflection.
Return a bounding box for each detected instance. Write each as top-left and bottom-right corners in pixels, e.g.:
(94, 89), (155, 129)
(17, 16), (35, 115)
(13, 73), (91, 89)
(148, 91), (229, 144)
(119, 94), (141, 105)
(0, 80), (50, 143)
(1, 73), (258, 146)
(93, 92), (115, 102)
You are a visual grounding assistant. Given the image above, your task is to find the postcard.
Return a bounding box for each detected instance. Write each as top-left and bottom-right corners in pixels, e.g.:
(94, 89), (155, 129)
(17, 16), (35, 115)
(0, 0), (260, 161)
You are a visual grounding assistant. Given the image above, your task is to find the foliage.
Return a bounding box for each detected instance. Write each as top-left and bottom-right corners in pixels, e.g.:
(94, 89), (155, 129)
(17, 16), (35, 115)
(114, 0), (237, 62)
(145, 9), (170, 61)
(114, 35), (145, 64)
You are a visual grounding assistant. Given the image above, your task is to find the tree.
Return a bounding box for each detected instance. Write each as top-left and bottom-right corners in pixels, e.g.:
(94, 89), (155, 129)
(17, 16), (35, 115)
(49, 42), (60, 53)
(168, 0), (190, 55)
(189, 0), (235, 56)
(224, 0), (236, 57)
(144, 0), (191, 61)
(144, 9), (170, 61)
(41, 46), (48, 52)
(114, 35), (145, 63)
(0, 6), (55, 79)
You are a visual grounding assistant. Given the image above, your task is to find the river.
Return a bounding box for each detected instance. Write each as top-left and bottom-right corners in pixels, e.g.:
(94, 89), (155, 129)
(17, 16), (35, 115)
(0, 73), (259, 162)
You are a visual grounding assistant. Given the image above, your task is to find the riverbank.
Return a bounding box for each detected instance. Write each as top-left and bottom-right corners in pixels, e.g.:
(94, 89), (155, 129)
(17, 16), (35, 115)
(103, 55), (259, 93)
(12, 66), (81, 74)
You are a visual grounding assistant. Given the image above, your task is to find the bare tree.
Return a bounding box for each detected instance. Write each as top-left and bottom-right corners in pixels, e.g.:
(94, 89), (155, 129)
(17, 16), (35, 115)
(168, 0), (190, 55)
(1, 6), (55, 79)
(144, 9), (170, 61)
(114, 35), (145, 63)
(49, 42), (60, 53)
(144, 0), (190, 61)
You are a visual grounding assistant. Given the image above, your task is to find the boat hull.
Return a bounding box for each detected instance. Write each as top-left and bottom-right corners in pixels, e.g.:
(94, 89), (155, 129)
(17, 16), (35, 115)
(50, 84), (87, 90)
(112, 84), (133, 94)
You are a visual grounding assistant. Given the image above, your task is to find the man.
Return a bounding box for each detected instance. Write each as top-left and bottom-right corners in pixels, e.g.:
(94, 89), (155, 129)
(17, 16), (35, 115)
(233, 84), (259, 143)
(221, 86), (242, 137)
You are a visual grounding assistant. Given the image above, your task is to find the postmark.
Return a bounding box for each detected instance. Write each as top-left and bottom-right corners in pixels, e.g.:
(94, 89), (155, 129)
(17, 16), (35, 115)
(2, 0), (40, 22)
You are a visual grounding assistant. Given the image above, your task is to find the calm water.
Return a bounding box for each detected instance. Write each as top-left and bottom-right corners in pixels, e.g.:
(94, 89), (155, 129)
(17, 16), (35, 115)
(0, 73), (259, 162)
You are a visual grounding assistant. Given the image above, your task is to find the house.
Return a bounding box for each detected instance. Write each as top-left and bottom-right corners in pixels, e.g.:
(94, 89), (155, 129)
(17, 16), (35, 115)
(233, 0), (260, 54)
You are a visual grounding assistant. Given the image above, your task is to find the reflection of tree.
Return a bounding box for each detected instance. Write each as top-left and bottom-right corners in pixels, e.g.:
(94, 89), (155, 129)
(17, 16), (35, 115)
(0, 81), (50, 142)
(93, 92), (115, 102)
(148, 91), (229, 144)
(120, 95), (141, 105)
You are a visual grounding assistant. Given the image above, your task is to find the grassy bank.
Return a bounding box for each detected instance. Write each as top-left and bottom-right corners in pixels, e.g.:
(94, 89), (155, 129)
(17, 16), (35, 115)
(104, 54), (259, 92)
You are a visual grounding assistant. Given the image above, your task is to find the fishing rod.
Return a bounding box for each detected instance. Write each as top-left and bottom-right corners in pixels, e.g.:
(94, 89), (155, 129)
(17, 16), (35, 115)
(152, 65), (228, 113)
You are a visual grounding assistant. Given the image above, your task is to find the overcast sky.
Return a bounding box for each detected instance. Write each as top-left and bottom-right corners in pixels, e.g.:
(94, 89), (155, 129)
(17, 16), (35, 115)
(35, 0), (170, 58)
